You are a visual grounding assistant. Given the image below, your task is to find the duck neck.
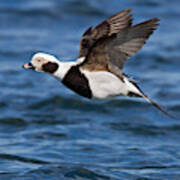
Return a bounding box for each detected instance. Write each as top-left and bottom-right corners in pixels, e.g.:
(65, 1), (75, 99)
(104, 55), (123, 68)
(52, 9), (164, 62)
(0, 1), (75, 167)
(53, 61), (79, 80)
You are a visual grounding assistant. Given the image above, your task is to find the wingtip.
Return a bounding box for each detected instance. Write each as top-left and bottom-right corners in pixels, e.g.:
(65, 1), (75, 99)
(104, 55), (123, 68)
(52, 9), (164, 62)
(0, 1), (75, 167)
(133, 17), (160, 29)
(83, 26), (93, 36)
(116, 9), (132, 16)
(124, 8), (132, 13)
(108, 9), (132, 18)
(151, 18), (160, 24)
(150, 18), (160, 27)
(147, 18), (160, 23)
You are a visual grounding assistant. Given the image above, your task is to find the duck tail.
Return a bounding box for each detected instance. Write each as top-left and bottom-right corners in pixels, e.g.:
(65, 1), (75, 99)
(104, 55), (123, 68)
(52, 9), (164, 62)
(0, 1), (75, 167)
(142, 94), (177, 120)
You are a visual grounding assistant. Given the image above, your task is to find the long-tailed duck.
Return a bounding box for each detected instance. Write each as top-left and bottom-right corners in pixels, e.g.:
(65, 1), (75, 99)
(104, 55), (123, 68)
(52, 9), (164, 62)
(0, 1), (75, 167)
(23, 9), (175, 119)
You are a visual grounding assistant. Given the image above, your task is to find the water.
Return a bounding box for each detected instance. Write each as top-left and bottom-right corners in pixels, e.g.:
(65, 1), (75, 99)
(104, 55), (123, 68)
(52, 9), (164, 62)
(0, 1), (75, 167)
(0, 0), (180, 179)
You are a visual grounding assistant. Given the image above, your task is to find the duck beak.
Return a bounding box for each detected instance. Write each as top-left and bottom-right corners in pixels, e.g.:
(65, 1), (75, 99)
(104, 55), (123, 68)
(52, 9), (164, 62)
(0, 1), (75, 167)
(23, 62), (35, 70)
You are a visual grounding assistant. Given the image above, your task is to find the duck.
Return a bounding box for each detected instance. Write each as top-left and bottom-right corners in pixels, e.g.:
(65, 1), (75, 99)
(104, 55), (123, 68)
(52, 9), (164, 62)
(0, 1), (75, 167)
(23, 9), (175, 119)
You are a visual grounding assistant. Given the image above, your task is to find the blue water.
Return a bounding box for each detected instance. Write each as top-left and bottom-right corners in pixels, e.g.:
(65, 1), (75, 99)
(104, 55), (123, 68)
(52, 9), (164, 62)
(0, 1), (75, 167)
(0, 0), (180, 179)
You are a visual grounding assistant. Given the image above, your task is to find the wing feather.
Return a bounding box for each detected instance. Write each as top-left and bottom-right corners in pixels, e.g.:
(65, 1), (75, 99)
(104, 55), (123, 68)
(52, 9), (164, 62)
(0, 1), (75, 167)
(78, 9), (132, 58)
(80, 17), (159, 77)
(107, 18), (159, 71)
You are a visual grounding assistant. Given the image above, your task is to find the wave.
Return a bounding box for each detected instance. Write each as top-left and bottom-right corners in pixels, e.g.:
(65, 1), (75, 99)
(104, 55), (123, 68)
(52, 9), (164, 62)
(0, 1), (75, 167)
(0, 153), (49, 165)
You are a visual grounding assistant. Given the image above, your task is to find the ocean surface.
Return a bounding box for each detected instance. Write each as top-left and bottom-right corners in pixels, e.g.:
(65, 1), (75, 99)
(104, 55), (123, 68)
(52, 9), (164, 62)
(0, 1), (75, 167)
(0, 0), (180, 179)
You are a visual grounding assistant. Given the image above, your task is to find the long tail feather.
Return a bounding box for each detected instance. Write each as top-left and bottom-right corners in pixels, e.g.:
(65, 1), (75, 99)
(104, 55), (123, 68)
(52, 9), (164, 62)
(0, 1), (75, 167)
(126, 76), (177, 119)
(142, 94), (177, 120)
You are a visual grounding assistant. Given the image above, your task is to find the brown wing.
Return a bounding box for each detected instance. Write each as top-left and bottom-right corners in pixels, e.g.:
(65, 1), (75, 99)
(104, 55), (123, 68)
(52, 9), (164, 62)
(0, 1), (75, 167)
(78, 9), (132, 58)
(80, 18), (159, 77)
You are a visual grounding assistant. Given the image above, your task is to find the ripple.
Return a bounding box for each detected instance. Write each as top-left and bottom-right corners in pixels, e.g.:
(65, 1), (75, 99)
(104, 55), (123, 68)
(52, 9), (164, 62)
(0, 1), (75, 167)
(63, 1), (106, 17)
(28, 96), (110, 114)
(0, 154), (49, 165)
(64, 167), (111, 180)
(109, 122), (165, 136)
(24, 164), (112, 180)
(0, 102), (7, 108)
(105, 98), (145, 108)
(108, 122), (180, 136)
(134, 0), (161, 7)
(0, 1), (61, 18)
(32, 131), (67, 140)
(0, 118), (27, 126)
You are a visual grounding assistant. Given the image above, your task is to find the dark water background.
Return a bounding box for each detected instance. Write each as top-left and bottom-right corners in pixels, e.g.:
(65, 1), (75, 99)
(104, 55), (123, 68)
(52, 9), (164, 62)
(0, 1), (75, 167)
(0, 0), (180, 179)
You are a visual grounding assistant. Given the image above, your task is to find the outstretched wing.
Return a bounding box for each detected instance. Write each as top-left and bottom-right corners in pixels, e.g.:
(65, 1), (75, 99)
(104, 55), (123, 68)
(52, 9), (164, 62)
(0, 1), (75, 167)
(107, 19), (159, 72)
(78, 9), (132, 58)
(79, 11), (159, 76)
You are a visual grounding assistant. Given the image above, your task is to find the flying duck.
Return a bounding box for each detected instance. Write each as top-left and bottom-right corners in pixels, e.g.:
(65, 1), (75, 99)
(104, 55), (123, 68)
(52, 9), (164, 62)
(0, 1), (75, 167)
(23, 9), (175, 118)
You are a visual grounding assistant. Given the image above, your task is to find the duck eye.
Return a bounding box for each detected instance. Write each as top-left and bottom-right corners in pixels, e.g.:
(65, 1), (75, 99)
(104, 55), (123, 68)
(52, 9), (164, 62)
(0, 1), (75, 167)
(37, 59), (41, 62)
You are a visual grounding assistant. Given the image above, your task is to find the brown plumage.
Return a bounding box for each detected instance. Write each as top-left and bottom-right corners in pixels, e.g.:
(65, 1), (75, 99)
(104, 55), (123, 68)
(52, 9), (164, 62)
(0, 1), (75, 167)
(78, 9), (133, 58)
(78, 9), (159, 78)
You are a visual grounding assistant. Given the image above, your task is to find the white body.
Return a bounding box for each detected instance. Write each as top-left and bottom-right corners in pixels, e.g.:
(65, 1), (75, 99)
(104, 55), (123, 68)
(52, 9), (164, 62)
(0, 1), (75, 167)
(81, 69), (141, 99)
(53, 61), (142, 99)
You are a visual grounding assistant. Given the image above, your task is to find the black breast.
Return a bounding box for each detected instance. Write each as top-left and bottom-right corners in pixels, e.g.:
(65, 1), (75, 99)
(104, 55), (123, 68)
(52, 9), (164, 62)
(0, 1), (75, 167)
(62, 66), (92, 99)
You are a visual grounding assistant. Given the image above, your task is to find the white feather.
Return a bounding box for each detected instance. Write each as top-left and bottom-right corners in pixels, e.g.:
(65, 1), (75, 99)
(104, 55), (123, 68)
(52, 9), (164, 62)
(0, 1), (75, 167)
(80, 69), (142, 99)
(77, 57), (85, 63)
(54, 57), (85, 80)
(54, 62), (77, 80)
